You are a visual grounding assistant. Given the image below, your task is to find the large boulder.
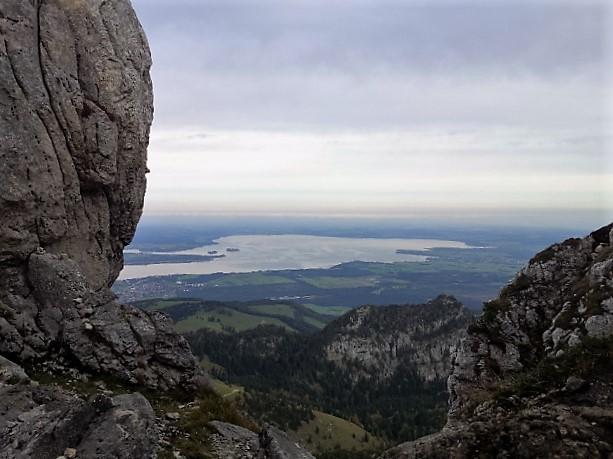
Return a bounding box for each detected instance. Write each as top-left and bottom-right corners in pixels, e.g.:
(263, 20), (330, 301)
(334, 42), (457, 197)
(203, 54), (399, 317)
(0, 0), (198, 390)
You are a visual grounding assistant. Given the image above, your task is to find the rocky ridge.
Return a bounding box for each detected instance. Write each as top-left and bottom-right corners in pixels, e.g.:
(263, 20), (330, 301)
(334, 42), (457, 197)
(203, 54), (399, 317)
(322, 295), (473, 382)
(382, 223), (613, 458)
(186, 296), (474, 447)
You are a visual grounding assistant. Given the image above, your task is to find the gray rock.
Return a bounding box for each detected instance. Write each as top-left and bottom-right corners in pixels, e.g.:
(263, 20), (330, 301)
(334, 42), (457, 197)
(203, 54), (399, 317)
(258, 427), (315, 459)
(381, 223), (613, 458)
(0, 385), (157, 459)
(208, 422), (316, 459)
(323, 295), (473, 383)
(0, 355), (29, 385)
(209, 421), (259, 459)
(448, 224), (613, 418)
(0, 1), (200, 457)
(564, 375), (585, 393)
(0, 0), (150, 287)
(0, 0), (198, 390)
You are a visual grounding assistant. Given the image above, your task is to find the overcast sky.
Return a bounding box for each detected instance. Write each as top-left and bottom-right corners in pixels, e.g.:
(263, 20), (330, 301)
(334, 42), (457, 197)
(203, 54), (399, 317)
(131, 0), (612, 227)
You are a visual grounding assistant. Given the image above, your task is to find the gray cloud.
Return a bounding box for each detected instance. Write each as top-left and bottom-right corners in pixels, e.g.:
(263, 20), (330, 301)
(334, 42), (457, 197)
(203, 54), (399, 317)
(130, 0), (612, 221)
(135, 1), (608, 74)
(132, 0), (610, 130)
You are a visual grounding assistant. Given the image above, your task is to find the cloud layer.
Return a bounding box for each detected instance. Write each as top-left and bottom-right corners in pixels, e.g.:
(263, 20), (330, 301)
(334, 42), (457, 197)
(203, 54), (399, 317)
(132, 0), (612, 225)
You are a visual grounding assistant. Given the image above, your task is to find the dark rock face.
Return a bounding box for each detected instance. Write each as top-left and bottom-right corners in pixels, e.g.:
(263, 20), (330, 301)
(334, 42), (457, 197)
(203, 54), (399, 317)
(382, 224), (613, 458)
(0, 378), (157, 459)
(0, 0), (197, 390)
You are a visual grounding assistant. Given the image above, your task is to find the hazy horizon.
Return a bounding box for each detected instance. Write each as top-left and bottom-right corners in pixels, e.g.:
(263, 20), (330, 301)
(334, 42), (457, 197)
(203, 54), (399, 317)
(132, 0), (612, 228)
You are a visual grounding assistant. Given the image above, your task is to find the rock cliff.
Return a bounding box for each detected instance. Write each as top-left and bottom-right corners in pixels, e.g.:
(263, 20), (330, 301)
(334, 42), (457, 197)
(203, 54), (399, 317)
(382, 223), (613, 458)
(0, 1), (199, 457)
(322, 295), (473, 383)
(0, 0), (197, 391)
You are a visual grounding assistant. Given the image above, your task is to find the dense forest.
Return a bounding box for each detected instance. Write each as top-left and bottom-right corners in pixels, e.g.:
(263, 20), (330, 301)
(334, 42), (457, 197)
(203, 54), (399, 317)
(187, 324), (448, 443)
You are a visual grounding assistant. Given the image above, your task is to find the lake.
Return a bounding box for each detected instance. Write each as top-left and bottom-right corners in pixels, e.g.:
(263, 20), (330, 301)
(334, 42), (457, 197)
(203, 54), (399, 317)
(118, 234), (473, 279)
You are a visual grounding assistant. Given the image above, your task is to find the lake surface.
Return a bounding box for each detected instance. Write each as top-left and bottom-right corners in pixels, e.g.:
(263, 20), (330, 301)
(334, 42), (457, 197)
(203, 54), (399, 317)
(119, 234), (472, 279)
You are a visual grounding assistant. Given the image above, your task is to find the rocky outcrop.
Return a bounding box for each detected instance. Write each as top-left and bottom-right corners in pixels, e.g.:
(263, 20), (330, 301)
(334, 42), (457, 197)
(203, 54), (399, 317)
(208, 421), (315, 459)
(322, 295), (473, 382)
(0, 358), (158, 459)
(0, 1), (204, 456)
(382, 223), (613, 458)
(0, 0), (197, 390)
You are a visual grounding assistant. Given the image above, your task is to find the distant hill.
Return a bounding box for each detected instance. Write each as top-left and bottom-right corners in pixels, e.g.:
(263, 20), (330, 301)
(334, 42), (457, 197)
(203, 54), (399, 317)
(186, 295), (474, 448)
(133, 298), (335, 334)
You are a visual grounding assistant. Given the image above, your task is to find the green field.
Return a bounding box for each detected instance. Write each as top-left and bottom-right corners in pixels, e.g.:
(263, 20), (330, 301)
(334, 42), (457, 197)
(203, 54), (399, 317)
(134, 298), (336, 334)
(292, 410), (381, 453)
(175, 308), (295, 333)
(248, 303), (296, 318)
(300, 276), (378, 289)
(303, 304), (353, 316)
(145, 299), (201, 310)
(208, 377), (244, 401)
(301, 316), (328, 329)
(211, 272), (295, 287)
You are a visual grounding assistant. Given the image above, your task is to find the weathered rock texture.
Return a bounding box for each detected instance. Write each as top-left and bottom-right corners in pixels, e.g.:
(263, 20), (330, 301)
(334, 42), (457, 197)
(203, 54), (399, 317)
(0, 0), (197, 390)
(382, 223), (613, 458)
(208, 421), (315, 459)
(0, 359), (158, 459)
(322, 295), (473, 382)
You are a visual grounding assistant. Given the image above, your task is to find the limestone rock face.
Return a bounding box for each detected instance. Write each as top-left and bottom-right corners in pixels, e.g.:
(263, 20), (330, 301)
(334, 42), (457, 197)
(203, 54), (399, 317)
(322, 295), (473, 383)
(448, 223), (613, 418)
(382, 223), (613, 458)
(0, 0), (151, 287)
(0, 0), (197, 389)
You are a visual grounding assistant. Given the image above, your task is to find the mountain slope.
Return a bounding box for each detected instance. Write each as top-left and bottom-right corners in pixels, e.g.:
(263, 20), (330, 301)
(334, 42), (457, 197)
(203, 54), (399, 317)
(382, 223), (613, 458)
(134, 298), (335, 333)
(187, 295), (474, 446)
(320, 295), (472, 383)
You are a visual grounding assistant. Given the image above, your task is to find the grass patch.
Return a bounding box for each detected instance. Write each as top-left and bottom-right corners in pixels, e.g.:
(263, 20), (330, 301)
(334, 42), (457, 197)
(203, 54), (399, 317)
(248, 303), (296, 318)
(155, 386), (258, 459)
(209, 377), (245, 401)
(292, 410), (382, 454)
(300, 276), (378, 289)
(144, 299), (200, 310)
(495, 336), (613, 399)
(211, 272), (294, 287)
(302, 304), (353, 316)
(301, 316), (328, 329)
(175, 309), (295, 334)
